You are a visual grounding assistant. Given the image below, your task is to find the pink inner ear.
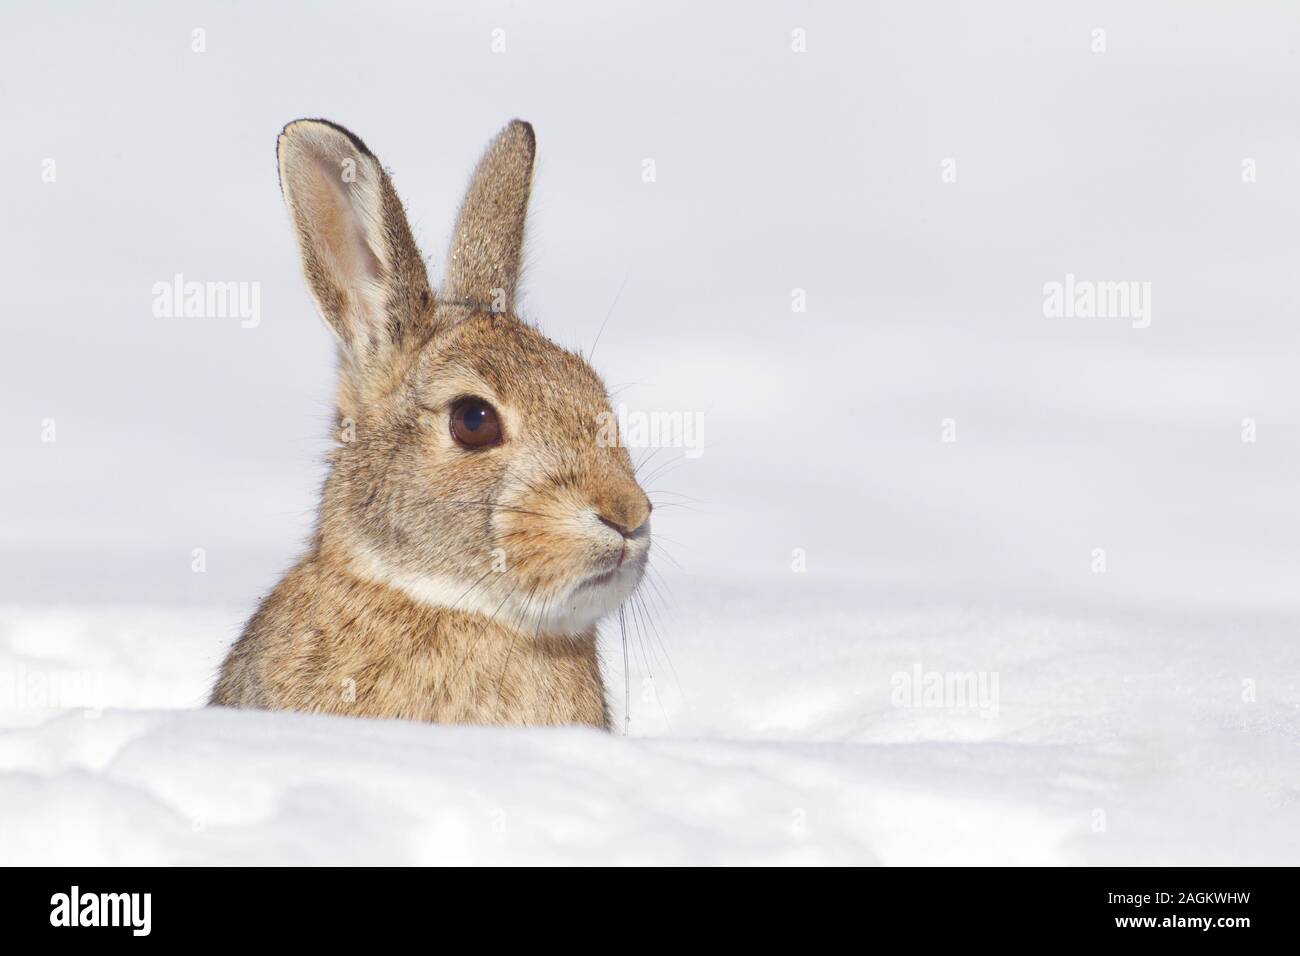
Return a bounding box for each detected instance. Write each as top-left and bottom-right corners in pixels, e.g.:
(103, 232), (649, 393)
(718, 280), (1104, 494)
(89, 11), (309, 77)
(304, 151), (384, 291)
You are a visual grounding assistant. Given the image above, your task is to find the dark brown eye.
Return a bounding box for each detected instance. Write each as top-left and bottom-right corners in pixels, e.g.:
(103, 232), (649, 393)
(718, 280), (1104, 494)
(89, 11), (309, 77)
(449, 397), (502, 448)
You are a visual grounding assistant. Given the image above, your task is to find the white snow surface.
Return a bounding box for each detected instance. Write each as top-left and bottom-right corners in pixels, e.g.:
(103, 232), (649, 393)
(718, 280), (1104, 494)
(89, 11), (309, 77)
(2, 584), (1297, 865)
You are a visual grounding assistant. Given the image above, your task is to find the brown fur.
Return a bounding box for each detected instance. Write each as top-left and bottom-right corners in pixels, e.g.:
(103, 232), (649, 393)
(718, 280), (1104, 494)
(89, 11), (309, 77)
(210, 549), (607, 726)
(209, 119), (651, 729)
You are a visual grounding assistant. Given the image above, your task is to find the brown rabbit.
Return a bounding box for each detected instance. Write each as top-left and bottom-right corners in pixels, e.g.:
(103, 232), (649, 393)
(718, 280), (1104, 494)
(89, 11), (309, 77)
(209, 119), (651, 728)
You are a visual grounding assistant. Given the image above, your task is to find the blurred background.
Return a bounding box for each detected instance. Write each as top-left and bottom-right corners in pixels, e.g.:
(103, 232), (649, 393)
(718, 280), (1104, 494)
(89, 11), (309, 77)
(2, 0), (1297, 617)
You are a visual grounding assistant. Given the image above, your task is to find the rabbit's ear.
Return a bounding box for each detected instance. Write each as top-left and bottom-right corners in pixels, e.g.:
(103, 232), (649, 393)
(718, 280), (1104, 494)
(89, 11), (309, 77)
(443, 120), (535, 312)
(277, 119), (433, 362)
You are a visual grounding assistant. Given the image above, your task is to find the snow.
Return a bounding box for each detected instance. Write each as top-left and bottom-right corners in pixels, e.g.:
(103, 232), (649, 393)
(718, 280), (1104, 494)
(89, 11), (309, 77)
(2, 584), (1296, 865)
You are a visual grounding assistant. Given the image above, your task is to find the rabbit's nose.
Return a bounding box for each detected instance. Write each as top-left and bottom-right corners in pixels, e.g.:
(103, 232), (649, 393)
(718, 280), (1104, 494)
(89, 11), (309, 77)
(594, 488), (652, 538)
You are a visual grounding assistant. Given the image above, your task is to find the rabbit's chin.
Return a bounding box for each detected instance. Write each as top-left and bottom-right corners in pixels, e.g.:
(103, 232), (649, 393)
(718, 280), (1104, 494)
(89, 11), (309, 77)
(544, 555), (647, 634)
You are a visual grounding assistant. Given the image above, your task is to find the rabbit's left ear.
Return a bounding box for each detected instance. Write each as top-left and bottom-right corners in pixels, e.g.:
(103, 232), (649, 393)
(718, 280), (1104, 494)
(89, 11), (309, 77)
(276, 119), (433, 363)
(443, 120), (535, 313)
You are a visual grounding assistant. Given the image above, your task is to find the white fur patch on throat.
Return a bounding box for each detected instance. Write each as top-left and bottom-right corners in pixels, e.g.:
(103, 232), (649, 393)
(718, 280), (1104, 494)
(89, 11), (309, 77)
(343, 542), (633, 638)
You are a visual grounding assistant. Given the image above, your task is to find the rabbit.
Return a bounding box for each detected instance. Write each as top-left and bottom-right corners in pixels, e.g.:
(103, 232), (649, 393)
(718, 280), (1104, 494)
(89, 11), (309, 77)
(209, 119), (652, 729)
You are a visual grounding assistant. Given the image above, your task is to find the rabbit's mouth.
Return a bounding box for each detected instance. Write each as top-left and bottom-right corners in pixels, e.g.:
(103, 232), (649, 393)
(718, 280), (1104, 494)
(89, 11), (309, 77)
(577, 567), (621, 592)
(575, 543), (647, 594)
(544, 550), (645, 633)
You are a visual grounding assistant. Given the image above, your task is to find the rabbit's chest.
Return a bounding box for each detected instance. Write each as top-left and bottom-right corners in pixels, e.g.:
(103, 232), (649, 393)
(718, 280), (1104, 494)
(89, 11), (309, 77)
(318, 617), (607, 728)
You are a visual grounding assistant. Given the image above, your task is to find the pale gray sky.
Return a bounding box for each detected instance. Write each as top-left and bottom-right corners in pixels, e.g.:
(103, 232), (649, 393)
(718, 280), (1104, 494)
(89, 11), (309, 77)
(2, 1), (1297, 612)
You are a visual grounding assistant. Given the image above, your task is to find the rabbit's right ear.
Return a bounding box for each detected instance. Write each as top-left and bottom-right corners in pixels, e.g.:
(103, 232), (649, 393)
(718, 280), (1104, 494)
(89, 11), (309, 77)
(276, 119), (433, 365)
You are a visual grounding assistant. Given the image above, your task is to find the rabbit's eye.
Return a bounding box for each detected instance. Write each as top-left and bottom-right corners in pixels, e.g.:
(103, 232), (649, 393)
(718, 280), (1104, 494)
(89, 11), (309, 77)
(449, 398), (502, 448)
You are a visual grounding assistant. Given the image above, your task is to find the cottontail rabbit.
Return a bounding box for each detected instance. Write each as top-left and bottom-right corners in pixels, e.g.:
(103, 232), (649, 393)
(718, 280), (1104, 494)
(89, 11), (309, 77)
(210, 119), (651, 728)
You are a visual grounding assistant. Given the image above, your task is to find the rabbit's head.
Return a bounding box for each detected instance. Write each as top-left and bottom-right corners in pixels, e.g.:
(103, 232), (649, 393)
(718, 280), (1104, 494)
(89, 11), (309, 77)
(276, 119), (650, 636)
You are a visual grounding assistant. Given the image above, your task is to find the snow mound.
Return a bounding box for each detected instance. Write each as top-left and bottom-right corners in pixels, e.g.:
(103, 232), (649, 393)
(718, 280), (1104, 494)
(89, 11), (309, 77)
(2, 585), (1296, 865)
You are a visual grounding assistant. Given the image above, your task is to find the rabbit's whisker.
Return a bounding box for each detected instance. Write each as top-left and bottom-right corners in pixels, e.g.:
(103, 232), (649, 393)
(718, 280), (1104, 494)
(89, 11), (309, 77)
(428, 500), (559, 521)
(585, 266), (629, 365)
(619, 605), (630, 735)
(435, 580), (528, 704)
(494, 592), (551, 705)
(626, 584), (676, 727)
(645, 538), (684, 571)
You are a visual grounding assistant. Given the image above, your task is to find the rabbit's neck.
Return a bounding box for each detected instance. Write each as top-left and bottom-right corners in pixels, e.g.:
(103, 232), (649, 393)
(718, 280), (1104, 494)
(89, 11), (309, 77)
(215, 551), (608, 729)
